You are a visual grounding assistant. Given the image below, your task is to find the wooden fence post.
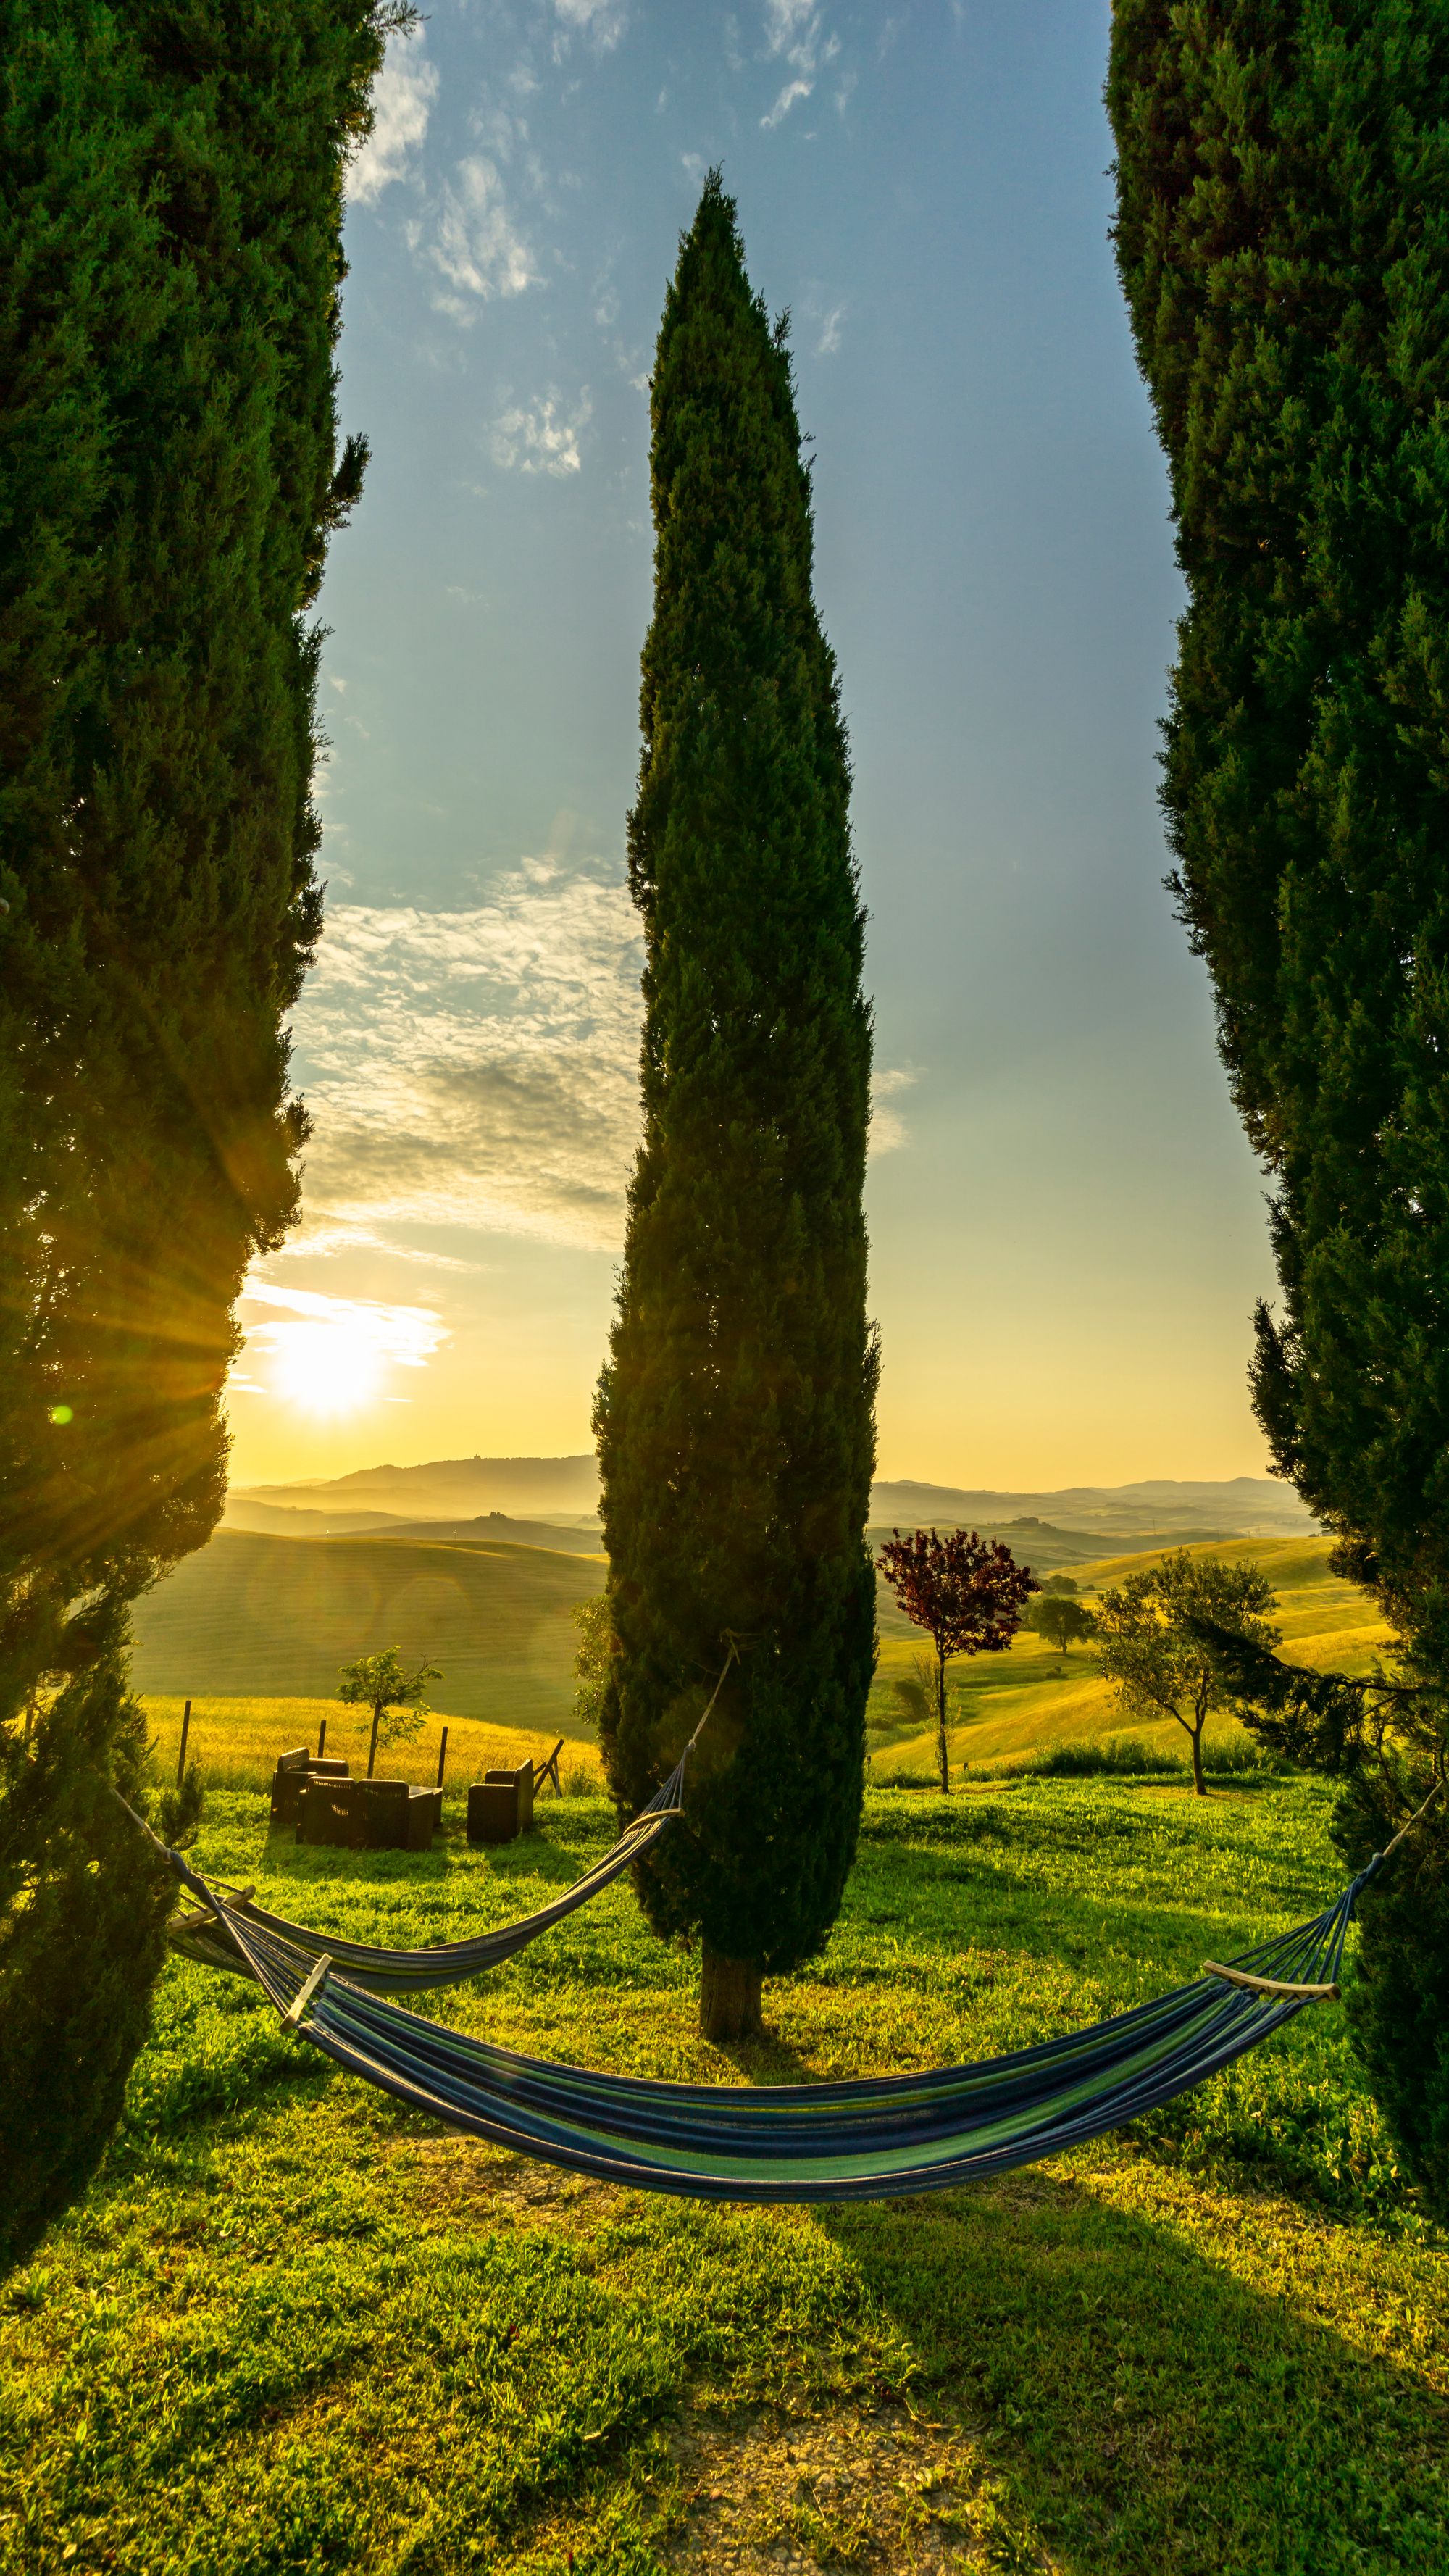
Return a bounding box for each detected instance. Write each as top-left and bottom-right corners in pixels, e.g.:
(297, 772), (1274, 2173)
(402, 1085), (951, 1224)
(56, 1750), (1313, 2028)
(367, 1706), (380, 1780)
(436, 1726), (448, 1789)
(176, 1698), (191, 1790)
(318, 1716), (327, 1759)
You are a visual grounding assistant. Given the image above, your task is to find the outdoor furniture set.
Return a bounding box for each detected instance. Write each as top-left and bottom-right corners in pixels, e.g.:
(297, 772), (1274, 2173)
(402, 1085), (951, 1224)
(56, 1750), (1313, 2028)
(269, 1740), (566, 1851)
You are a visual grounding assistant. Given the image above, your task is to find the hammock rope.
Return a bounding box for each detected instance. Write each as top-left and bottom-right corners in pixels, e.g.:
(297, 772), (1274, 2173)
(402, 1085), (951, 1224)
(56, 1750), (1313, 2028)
(165, 1642), (742, 1996)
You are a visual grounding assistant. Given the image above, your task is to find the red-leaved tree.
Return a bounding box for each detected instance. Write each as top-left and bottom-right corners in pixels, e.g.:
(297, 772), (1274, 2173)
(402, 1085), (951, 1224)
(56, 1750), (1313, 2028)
(877, 1530), (1037, 1793)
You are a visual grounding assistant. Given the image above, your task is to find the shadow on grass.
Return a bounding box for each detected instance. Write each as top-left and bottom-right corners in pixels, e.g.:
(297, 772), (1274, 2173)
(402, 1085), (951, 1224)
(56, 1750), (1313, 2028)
(817, 2170), (1448, 2573)
(259, 1812), (611, 1896)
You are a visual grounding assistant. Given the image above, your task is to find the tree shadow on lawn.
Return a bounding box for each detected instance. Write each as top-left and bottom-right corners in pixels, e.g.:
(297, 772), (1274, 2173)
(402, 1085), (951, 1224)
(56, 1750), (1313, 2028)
(815, 2166), (1448, 2575)
(838, 1830), (1320, 1998)
(259, 1810), (609, 1901)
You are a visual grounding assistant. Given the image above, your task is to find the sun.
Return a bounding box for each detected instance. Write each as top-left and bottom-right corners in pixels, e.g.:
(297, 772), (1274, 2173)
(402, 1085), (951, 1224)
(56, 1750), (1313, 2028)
(233, 1280), (447, 1421)
(266, 1315), (385, 1419)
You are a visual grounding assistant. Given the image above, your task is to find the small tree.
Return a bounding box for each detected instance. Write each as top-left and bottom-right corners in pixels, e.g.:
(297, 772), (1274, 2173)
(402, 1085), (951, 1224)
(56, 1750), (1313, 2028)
(571, 1598), (611, 1735)
(337, 1650), (440, 1779)
(1039, 1574), (1079, 1598)
(877, 1530), (1036, 1793)
(1094, 1553), (1279, 1797)
(1033, 1596), (1097, 1656)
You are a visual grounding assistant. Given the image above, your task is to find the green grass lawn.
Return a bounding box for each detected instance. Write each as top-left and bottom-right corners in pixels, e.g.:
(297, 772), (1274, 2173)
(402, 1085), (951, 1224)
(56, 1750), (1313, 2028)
(2, 1776), (1445, 2574)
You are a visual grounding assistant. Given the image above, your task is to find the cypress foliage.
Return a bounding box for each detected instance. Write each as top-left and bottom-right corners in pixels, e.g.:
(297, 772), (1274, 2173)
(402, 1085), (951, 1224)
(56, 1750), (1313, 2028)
(1108, 1), (1449, 2210)
(0, 0), (391, 2267)
(596, 176), (877, 2042)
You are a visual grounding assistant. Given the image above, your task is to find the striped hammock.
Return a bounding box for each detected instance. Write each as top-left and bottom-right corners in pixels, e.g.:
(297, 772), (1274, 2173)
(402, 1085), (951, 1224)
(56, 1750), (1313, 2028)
(167, 1757), (688, 1994)
(164, 1835), (1377, 2204)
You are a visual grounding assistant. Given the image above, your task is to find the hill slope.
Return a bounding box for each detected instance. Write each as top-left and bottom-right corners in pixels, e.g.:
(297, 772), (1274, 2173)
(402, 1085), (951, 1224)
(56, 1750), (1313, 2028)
(872, 1534), (1390, 1775)
(236, 1454), (1316, 1542)
(130, 1531), (604, 1733)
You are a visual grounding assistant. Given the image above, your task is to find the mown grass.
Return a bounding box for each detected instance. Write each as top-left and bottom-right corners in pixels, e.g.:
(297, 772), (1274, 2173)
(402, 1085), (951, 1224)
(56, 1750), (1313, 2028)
(871, 1535), (1392, 1778)
(2, 1777), (1445, 2573)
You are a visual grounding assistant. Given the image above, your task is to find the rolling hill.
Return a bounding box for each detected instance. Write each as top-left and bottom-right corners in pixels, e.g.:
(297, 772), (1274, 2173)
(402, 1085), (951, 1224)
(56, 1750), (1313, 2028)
(870, 1533), (1390, 1775)
(869, 1475), (1315, 1541)
(222, 1498), (606, 1552)
(235, 1454), (600, 1522)
(133, 1518), (1382, 1791)
(235, 1454), (1316, 1546)
(130, 1530), (604, 1733)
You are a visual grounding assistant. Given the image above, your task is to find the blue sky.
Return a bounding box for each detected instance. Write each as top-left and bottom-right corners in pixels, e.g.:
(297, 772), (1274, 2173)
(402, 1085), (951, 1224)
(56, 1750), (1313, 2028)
(230, 0), (1278, 1492)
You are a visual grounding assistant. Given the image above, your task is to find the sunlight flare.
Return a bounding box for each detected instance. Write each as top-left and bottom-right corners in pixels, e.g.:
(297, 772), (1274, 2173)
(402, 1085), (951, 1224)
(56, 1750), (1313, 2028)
(235, 1283), (446, 1420)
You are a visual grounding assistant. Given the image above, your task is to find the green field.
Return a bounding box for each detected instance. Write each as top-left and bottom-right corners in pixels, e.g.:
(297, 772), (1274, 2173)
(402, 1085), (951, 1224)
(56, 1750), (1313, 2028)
(3, 1776), (1444, 2574)
(870, 1536), (1391, 1778)
(130, 1532), (606, 1733)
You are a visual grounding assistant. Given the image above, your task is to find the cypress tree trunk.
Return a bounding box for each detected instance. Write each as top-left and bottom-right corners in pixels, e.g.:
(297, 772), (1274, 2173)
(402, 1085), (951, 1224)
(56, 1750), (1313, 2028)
(596, 175), (877, 2043)
(0, 0), (388, 2268)
(1108, 1), (1449, 2206)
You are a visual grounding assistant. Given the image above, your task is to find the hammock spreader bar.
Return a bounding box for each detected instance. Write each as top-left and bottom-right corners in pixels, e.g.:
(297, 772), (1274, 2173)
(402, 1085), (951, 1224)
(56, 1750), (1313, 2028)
(163, 1842), (1382, 2205)
(167, 1759), (688, 1993)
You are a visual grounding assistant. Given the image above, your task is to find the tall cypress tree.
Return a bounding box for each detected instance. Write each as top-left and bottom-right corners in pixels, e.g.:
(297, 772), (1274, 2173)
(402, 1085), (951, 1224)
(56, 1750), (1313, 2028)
(0, 0), (391, 2267)
(1109, 1), (1449, 2209)
(596, 175), (877, 2043)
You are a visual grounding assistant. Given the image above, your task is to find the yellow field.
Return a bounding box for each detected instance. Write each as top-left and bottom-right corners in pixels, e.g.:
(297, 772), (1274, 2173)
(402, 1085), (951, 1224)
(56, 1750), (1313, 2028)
(140, 1693), (605, 1798)
(870, 1534), (1392, 1776)
(141, 1537), (1389, 1795)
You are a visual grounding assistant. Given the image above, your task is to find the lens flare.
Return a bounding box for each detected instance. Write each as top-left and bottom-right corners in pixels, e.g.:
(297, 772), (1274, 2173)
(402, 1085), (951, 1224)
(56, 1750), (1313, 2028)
(235, 1283), (446, 1420)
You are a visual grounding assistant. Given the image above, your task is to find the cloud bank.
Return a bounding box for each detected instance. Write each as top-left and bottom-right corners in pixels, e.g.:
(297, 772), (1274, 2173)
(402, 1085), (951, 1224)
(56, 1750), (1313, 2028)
(289, 866), (912, 1259)
(293, 869), (645, 1251)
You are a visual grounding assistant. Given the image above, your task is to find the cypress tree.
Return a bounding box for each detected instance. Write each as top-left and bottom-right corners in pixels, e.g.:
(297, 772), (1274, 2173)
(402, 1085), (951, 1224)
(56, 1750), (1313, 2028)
(1108, 1), (1449, 2209)
(0, 0), (391, 2267)
(596, 175), (877, 2043)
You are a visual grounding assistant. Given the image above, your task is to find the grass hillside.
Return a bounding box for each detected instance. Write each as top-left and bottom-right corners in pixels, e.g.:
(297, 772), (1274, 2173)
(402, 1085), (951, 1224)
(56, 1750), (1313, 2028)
(130, 1532), (605, 1733)
(872, 1535), (1392, 1778)
(138, 1696), (605, 1798)
(133, 1531), (1389, 1796)
(4, 1776), (1442, 2572)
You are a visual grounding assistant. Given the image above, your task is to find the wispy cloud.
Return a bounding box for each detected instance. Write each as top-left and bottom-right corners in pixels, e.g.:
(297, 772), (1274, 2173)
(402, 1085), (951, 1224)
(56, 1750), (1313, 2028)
(817, 302), (845, 355)
(348, 25), (438, 204)
(759, 0), (836, 125)
(870, 1067), (916, 1155)
(762, 77), (813, 128)
(491, 388), (593, 477)
(426, 157), (538, 314)
(554, 0), (628, 51)
(764, 0), (817, 49)
(291, 867), (645, 1251)
(270, 1222), (480, 1274)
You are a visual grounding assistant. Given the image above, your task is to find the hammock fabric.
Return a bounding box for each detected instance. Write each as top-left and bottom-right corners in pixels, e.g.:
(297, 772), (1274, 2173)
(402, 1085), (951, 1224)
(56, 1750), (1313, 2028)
(163, 1836), (1379, 2205)
(167, 1758), (688, 1994)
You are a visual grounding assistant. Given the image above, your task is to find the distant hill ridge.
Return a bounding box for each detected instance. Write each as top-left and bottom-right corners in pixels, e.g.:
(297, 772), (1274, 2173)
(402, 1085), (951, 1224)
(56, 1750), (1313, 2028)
(235, 1456), (1314, 1542)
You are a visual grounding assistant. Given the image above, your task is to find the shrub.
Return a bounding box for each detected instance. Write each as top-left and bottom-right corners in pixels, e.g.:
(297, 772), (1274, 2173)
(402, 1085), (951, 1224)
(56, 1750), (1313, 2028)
(1016, 1736), (1185, 1780)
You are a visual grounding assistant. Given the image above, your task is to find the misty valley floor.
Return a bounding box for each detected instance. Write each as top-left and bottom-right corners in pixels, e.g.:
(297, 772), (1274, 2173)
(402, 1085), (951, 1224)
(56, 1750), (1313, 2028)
(2, 1782), (1446, 2575)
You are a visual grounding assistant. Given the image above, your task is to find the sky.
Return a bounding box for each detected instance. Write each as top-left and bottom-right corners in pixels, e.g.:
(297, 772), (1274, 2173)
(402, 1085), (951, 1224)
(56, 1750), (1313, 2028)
(228, 0), (1281, 1496)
